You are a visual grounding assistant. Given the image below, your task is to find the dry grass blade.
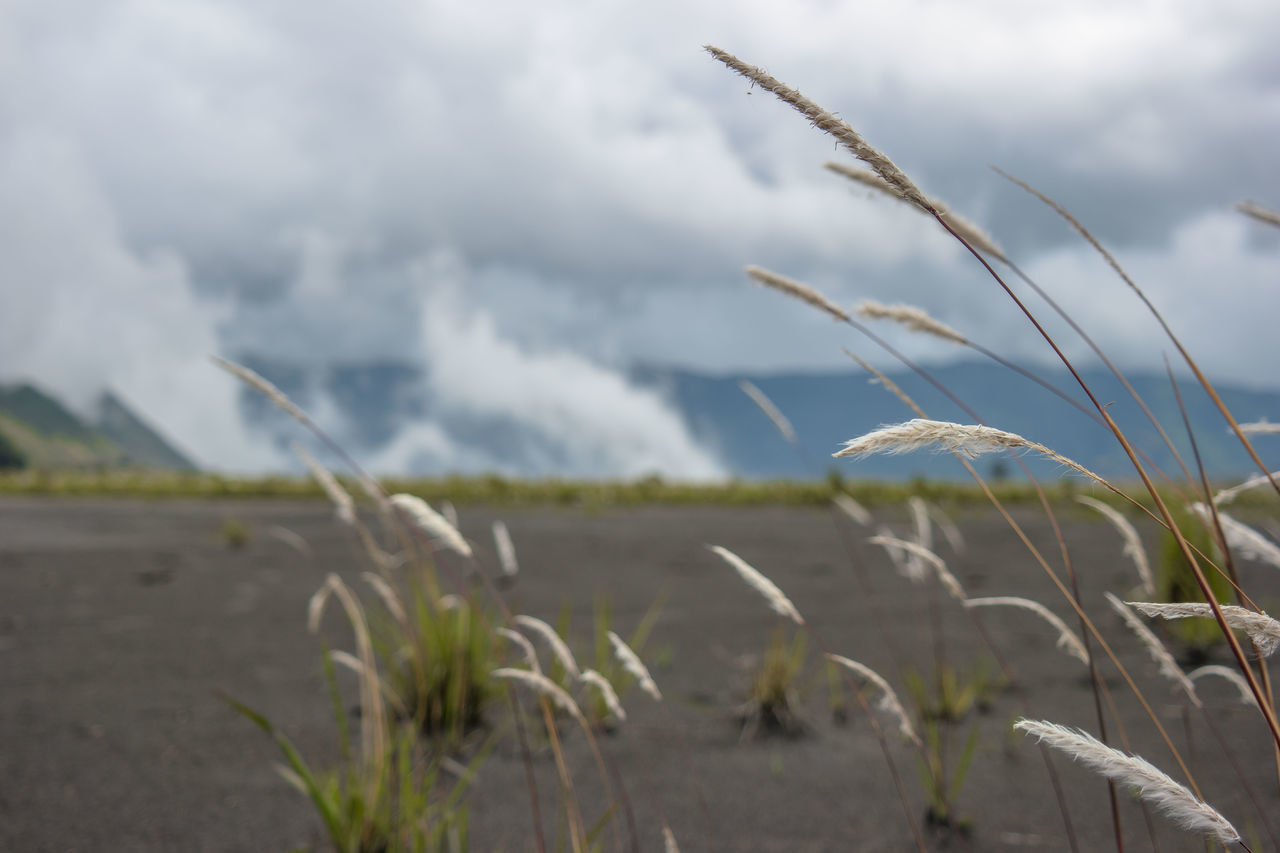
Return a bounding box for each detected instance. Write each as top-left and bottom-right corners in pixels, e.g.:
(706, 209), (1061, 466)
(1127, 602), (1280, 656)
(662, 825), (680, 853)
(578, 669), (626, 723)
(705, 46), (931, 211)
(389, 493), (473, 558)
(964, 597), (1088, 665)
(1106, 593), (1200, 707)
(739, 380), (797, 444)
(515, 615), (580, 678)
(1016, 719), (1240, 845)
(1236, 201), (1280, 229)
(745, 266), (849, 322)
(493, 667), (585, 724)
(608, 631), (661, 701)
(855, 300), (969, 346)
(497, 628), (541, 672)
(708, 544), (804, 625)
(328, 649), (407, 718)
(832, 493), (872, 526)
(294, 444), (356, 526)
(492, 520), (518, 577)
(867, 534), (965, 600)
(1077, 496), (1154, 597)
(1189, 665), (1256, 705)
(1191, 503), (1280, 569)
(833, 419), (1110, 488)
(826, 654), (920, 746)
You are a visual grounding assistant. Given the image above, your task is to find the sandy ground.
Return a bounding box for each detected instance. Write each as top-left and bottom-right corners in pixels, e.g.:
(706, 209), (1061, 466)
(2, 496), (1278, 852)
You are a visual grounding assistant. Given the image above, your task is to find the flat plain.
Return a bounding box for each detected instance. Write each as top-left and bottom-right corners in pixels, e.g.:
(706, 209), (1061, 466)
(2, 496), (1277, 851)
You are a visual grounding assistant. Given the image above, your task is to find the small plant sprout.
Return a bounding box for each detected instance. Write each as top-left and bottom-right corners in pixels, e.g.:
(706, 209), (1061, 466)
(707, 544), (804, 625)
(1016, 719), (1241, 846)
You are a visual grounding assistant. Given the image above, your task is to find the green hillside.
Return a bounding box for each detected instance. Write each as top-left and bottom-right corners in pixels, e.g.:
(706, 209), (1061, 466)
(0, 383), (195, 471)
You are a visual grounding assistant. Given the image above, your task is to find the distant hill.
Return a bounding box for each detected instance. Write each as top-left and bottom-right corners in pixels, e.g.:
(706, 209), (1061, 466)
(234, 355), (1280, 482)
(634, 362), (1280, 483)
(0, 383), (195, 471)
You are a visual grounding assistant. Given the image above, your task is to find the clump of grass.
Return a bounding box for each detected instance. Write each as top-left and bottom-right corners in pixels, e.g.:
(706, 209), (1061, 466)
(738, 627), (808, 739)
(220, 517), (251, 549)
(1155, 507), (1231, 662)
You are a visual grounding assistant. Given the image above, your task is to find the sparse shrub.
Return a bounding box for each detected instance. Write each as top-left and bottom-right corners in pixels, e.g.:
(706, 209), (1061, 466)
(220, 517), (251, 549)
(1157, 509), (1231, 662)
(737, 627), (807, 739)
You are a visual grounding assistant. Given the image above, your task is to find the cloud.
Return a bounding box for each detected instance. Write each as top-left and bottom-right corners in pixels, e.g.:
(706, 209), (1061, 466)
(2, 0), (1278, 474)
(0, 128), (280, 470)
(365, 253), (726, 479)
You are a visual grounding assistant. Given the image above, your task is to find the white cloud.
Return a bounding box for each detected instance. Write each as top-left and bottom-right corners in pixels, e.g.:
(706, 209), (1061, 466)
(0, 128), (280, 470)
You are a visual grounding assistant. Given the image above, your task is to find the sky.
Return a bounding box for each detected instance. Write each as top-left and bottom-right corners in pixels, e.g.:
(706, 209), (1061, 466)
(2, 0), (1278, 476)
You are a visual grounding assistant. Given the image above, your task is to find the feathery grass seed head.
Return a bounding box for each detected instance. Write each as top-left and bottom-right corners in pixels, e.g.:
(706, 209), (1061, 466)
(608, 631), (661, 701)
(1015, 719), (1239, 845)
(708, 545), (804, 625)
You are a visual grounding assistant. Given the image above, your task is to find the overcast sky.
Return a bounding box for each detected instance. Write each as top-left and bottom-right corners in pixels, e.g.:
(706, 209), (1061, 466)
(3, 1), (1278, 475)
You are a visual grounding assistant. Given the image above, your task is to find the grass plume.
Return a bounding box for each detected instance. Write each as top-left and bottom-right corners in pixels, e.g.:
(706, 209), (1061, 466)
(1015, 719), (1240, 846)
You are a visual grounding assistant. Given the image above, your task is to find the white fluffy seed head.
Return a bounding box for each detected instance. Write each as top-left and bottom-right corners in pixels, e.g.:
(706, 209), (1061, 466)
(515, 615), (580, 679)
(1190, 502), (1280, 569)
(832, 493), (872, 527)
(868, 535), (966, 601)
(1076, 496), (1153, 597)
(294, 444), (356, 526)
(745, 266), (850, 323)
(1188, 665), (1255, 705)
(608, 631), (661, 701)
(855, 300), (969, 346)
(578, 669), (626, 723)
(389, 493), (473, 558)
(1127, 601), (1280, 657)
(492, 520), (518, 577)
(1106, 593), (1200, 707)
(965, 597), (1088, 665)
(826, 654), (920, 747)
(708, 545), (804, 625)
(1015, 719), (1240, 845)
(492, 668), (584, 723)
(834, 419), (1107, 487)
